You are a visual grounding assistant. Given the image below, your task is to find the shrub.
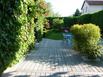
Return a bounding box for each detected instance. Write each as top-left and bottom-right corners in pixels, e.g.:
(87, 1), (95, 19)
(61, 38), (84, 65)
(91, 10), (103, 33)
(46, 17), (55, 28)
(71, 24), (102, 59)
(77, 14), (92, 24)
(46, 10), (103, 33)
(0, 0), (35, 74)
(63, 17), (77, 30)
(44, 18), (50, 29)
(52, 18), (64, 31)
(35, 16), (44, 42)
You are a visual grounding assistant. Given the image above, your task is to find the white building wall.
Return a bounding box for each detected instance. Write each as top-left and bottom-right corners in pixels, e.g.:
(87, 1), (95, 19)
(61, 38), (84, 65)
(82, 2), (103, 14)
(82, 2), (90, 14)
(88, 5), (103, 13)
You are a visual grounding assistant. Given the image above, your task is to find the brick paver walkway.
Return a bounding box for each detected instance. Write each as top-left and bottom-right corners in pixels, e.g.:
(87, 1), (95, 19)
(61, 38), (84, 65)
(2, 39), (103, 77)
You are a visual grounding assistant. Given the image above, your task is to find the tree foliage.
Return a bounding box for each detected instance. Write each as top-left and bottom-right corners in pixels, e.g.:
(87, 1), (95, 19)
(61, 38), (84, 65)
(0, 0), (52, 74)
(0, 0), (35, 74)
(73, 9), (81, 16)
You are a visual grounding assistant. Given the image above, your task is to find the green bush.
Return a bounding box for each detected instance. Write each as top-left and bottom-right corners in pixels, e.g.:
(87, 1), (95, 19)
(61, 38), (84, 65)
(46, 17), (54, 28)
(45, 29), (63, 40)
(46, 10), (103, 33)
(52, 18), (64, 31)
(63, 17), (77, 29)
(46, 17), (77, 30)
(77, 14), (92, 24)
(0, 0), (35, 74)
(71, 24), (102, 59)
(35, 16), (44, 42)
(91, 10), (103, 33)
(34, 0), (48, 42)
(44, 18), (50, 29)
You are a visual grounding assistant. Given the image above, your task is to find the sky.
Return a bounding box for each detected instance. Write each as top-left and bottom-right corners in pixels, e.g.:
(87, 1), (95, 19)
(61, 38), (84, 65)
(45, 0), (84, 16)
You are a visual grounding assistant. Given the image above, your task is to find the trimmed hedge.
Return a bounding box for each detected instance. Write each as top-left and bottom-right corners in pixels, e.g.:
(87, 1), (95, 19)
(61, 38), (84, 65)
(46, 10), (103, 32)
(0, 0), (35, 74)
(77, 14), (92, 24)
(46, 17), (78, 31)
(63, 17), (77, 29)
(71, 24), (102, 59)
(91, 10), (103, 33)
(78, 10), (103, 32)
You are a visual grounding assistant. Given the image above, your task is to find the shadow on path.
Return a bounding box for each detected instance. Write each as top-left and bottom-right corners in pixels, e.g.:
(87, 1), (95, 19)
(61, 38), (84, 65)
(26, 39), (103, 67)
(2, 39), (103, 77)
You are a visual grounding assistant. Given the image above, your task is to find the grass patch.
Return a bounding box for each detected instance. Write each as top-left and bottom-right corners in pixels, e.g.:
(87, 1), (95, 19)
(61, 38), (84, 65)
(45, 30), (63, 40)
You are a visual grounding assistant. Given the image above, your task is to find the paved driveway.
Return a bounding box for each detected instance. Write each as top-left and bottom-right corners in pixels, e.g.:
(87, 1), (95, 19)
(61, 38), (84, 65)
(2, 39), (103, 77)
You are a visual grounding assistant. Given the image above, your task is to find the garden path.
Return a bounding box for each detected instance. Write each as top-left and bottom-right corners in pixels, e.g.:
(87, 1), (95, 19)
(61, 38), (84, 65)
(2, 39), (103, 77)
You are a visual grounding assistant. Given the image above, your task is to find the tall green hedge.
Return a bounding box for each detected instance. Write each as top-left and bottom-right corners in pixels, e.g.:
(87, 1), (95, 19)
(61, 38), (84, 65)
(78, 10), (103, 32)
(35, 16), (44, 42)
(46, 10), (103, 32)
(77, 14), (92, 24)
(0, 0), (35, 74)
(46, 17), (61, 28)
(91, 10), (103, 33)
(63, 17), (77, 28)
(46, 17), (79, 30)
(34, 0), (48, 42)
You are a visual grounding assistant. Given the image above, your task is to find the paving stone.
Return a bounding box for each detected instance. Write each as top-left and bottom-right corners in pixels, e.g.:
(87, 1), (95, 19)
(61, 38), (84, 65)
(2, 38), (103, 77)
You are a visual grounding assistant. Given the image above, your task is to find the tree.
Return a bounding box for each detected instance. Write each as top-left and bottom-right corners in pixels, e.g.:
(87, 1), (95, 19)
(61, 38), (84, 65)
(73, 9), (81, 16)
(52, 18), (64, 30)
(45, 2), (53, 17)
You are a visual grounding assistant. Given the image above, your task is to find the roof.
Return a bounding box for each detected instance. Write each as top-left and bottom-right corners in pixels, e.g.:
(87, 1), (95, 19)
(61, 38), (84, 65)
(87, 0), (103, 5)
(81, 0), (103, 9)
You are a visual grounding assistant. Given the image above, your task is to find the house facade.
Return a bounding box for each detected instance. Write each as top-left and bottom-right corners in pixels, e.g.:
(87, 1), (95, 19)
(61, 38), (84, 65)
(81, 0), (103, 14)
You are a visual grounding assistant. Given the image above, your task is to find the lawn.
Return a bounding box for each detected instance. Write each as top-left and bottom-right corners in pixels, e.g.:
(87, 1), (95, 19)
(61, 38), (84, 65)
(45, 30), (63, 40)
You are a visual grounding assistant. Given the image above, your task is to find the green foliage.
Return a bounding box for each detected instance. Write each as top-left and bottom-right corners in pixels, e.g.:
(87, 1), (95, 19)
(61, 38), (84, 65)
(35, 16), (44, 42)
(52, 18), (64, 31)
(46, 17), (78, 32)
(73, 9), (81, 16)
(46, 10), (103, 33)
(0, 0), (35, 74)
(71, 24), (102, 59)
(45, 30), (63, 40)
(46, 17), (56, 28)
(91, 10), (103, 33)
(0, 0), (51, 74)
(63, 17), (77, 29)
(34, 0), (49, 42)
(77, 14), (92, 24)
(44, 18), (50, 29)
